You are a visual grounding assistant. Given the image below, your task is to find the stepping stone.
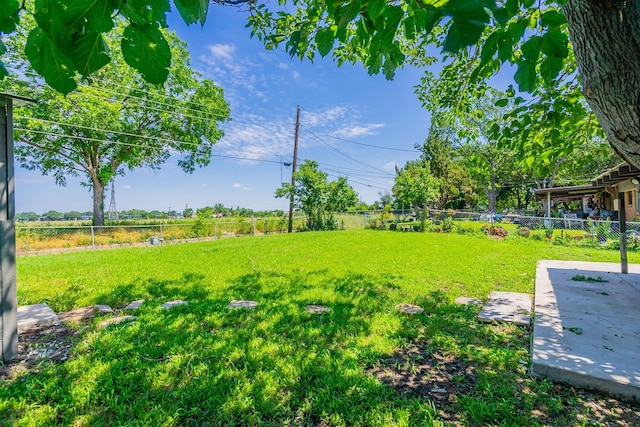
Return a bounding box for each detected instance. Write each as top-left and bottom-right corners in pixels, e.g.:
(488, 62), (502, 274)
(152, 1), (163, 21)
(478, 291), (532, 326)
(455, 296), (483, 307)
(98, 315), (136, 328)
(17, 303), (60, 333)
(305, 305), (330, 314)
(124, 300), (144, 311)
(95, 304), (114, 314)
(161, 300), (188, 309)
(397, 303), (424, 314)
(58, 306), (96, 323)
(227, 300), (258, 309)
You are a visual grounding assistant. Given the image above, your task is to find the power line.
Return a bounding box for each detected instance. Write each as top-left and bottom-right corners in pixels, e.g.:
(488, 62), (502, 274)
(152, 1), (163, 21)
(300, 123), (421, 153)
(14, 128), (284, 164)
(303, 127), (395, 177)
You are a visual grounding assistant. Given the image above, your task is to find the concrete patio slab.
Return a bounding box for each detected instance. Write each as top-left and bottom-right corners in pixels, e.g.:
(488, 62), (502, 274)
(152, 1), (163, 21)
(17, 304), (59, 333)
(124, 300), (144, 311)
(478, 291), (532, 326)
(532, 260), (640, 399)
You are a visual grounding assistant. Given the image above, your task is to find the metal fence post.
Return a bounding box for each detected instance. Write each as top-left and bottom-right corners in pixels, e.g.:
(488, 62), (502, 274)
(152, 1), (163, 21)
(214, 223), (217, 239)
(91, 225), (95, 249)
(160, 224), (163, 240)
(264, 219), (268, 234)
(252, 217), (256, 236)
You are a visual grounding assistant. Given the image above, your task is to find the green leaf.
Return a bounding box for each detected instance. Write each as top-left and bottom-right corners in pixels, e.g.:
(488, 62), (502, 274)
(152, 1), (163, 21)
(506, 0), (519, 14)
(174, 0), (209, 26)
(62, 0), (116, 33)
(337, 0), (362, 30)
(121, 24), (170, 85)
(521, 36), (542, 61)
(121, 0), (170, 25)
(497, 31), (512, 62)
(34, 0), (69, 38)
(443, 20), (485, 52)
(419, 6), (443, 33)
(0, 61), (8, 80)
(514, 60), (537, 92)
(0, 0), (20, 33)
(70, 32), (111, 76)
(541, 29), (568, 58)
(315, 27), (335, 57)
(480, 31), (499, 62)
(25, 27), (77, 94)
(495, 98), (509, 107)
(540, 55), (564, 84)
(541, 9), (566, 27)
(367, 0), (385, 21)
(0, 40), (5, 55)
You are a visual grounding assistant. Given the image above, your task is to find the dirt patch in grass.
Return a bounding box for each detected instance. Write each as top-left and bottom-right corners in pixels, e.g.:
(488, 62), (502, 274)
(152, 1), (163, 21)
(370, 341), (640, 426)
(0, 324), (78, 380)
(368, 341), (475, 423)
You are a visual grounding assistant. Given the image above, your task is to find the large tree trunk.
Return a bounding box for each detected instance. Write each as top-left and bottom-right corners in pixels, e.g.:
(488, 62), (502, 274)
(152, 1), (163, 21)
(92, 179), (105, 227)
(564, 1), (640, 168)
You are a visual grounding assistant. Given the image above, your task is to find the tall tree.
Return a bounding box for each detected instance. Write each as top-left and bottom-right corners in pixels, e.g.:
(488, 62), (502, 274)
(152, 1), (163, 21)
(392, 160), (440, 211)
(275, 159), (358, 231)
(1, 22), (230, 226)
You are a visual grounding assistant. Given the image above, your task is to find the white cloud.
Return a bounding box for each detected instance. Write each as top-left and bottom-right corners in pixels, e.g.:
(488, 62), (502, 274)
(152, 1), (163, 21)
(332, 123), (385, 139)
(292, 71), (300, 80)
(233, 183), (243, 188)
(207, 44), (236, 61)
(278, 63), (289, 70)
(120, 185), (133, 189)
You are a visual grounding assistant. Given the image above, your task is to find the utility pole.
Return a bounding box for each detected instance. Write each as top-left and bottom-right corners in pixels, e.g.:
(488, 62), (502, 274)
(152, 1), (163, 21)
(288, 106), (300, 233)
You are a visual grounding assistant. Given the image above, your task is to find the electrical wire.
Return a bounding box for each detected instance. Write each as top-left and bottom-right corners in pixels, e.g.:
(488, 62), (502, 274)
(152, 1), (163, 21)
(300, 123), (421, 153)
(14, 128), (285, 164)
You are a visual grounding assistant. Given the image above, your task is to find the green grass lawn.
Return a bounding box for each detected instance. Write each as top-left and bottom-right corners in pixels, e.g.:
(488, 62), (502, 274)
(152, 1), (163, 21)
(3, 230), (639, 426)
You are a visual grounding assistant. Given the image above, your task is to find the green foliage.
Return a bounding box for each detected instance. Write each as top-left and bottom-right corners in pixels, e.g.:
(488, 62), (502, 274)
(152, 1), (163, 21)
(1, 20), (230, 226)
(392, 160), (439, 211)
(275, 159), (358, 231)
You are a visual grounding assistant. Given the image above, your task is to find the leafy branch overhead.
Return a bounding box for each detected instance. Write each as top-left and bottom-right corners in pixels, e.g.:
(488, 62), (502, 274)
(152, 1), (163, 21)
(0, 0), (218, 93)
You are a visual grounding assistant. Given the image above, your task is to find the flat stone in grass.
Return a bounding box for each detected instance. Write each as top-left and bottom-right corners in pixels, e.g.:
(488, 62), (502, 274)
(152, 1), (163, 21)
(17, 303), (60, 333)
(98, 315), (136, 328)
(58, 306), (96, 323)
(478, 291), (532, 326)
(95, 304), (114, 314)
(227, 300), (258, 309)
(124, 300), (144, 311)
(161, 300), (188, 309)
(305, 305), (330, 314)
(397, 303), (424, 314)
(455, 297), (483, 307)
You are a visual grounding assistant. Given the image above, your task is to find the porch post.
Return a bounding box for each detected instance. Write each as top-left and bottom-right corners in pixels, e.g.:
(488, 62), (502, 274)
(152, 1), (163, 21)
(0, 96), (17, 361)
(619, 192), (628, 274)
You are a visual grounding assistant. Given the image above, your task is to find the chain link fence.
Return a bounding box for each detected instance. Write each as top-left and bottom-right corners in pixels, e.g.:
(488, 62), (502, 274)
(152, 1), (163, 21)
(15, 210), (637, 254)
(15, 216), (305, 255)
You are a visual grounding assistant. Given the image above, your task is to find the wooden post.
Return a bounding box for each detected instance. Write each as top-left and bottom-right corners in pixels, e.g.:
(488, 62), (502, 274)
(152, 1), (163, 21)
(0, 96), (17, 361)
(619, 191), (628, 274)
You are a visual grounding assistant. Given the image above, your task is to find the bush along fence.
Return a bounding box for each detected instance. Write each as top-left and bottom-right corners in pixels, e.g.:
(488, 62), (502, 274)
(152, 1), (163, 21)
(15, 210), (636, 254)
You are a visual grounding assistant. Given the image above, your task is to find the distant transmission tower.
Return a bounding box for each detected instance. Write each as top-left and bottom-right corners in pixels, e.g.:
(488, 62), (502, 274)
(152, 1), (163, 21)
(108, 181), (119, 220)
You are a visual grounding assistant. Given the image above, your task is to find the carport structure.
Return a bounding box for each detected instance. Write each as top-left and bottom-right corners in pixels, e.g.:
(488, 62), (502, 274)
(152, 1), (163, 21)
(534, 163), (640, 274)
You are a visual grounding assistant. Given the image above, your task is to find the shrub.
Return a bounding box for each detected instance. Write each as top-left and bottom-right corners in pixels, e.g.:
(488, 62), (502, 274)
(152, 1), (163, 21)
(488, 226), (508, 238)
(516, 227), (530, 238)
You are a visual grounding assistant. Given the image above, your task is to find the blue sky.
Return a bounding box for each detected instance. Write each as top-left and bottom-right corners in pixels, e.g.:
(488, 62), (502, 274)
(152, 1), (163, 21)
(16, 6), (443, 214)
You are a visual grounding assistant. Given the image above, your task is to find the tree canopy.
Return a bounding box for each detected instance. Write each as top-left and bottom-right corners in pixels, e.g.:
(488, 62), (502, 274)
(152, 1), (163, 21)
(1, 20), (230, 226)
(2, 1), (639, 170)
